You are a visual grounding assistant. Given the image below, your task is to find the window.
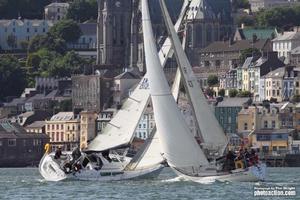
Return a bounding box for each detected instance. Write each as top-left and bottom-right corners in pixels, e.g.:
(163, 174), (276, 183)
(43, 28), (45, 32)
(143, 132), (146, 138)
(143, 124), (146, 128)
(13, 28), (15, 32)
(139, 132), (142, 138)
(8, 139), (16, 146)
(34, 28), (37, 32)
(272, 120), (276, 128)
(244, 123), (248, 130)
(264, 121), (268, 128)
(138, 124), (141, 128)
(27, 28), (30, 33)
(61, 124), (63, 130)
(61, 133), (64, 142)
(56, 132), (59, 141)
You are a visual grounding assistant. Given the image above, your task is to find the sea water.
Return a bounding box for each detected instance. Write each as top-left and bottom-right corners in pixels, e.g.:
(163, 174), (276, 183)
(0, 167), (299, 200)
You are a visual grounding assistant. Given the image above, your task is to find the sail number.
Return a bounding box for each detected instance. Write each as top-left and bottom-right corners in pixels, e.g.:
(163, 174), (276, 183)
(139, 78), (149, 89)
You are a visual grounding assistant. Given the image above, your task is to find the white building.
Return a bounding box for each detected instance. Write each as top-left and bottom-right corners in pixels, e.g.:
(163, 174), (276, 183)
(135, 107), (155, 140)
(45, 2), (69, 22)
(249, 0), (300, 12)
(0, 19), (53, 50)
(272, 30), (300, 64)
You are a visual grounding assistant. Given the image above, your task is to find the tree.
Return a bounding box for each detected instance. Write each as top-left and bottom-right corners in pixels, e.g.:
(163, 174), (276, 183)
(219, 89), (225, 97)
(49, 19), (82, 43)
(240, 48), (261, 64)
(66, 0), (98, 22)
(237, 15), (255, 27)
(229, 89), (238, 97)
(237, 90), (251, 97)
(207, 75), (219, 87)
(7, 34), (17, 49)
(28, 34), (67, 54)
(0, 55), (26, 101)
(232, 0), (250, 11)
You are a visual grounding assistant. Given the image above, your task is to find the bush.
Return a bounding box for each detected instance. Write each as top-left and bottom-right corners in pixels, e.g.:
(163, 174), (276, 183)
(229, 89), (238, 97)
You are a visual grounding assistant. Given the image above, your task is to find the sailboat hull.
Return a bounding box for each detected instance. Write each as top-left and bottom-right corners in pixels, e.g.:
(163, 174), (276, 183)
(39, 152), (164, 182)
(172, 163), (267, 183)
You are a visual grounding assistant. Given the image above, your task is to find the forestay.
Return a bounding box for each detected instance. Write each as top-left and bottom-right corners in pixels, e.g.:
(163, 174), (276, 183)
(159, 0), (228, 156)
(88, 0), (190, 152)
(142, 0), (209, 173)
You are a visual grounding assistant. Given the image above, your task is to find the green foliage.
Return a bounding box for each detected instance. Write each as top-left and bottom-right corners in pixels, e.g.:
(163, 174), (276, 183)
(237, 15), (255, 27)
(229, 89), (238, 97)
(218, 89), (225, 97)
(237, 90), (251, 97)
(207, 75), (219, 87)
(0, 55), (26, 100)
(66, 0), (97, 22)
(0, 0), (51, 19)
(27, 34), (67, 54)
(232, 0), (250, 11)
(255, 6), (300, 30)
(49, 19), (82, 43)
(59, 99), (73, 112)
(240, 48), (261, 64)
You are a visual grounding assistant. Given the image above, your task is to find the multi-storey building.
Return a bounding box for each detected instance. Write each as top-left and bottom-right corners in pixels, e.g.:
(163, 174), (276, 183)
(44, 2), (69, 22)
(45, 112), (80, 151)
(79, 111), (98, 149)
(249, 0), (300, 12)
(135, 107), (155, 140)
(272, 30), (300, 64)
(0, 19), (53, 50)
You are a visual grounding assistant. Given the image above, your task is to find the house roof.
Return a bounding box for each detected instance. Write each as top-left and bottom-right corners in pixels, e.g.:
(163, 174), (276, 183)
(272, 31), (300, 41)
(242, 28), (275, 40)
(79, 23), (96, 36)
(265, 67), (285, 78)
(4, 97), (27, 107)
(50, 112), (75, 121)
(216, 98), (251, 107)
(26, 121), (46, 128)
(45, 2), (69, 8)
(18, 111), (34, 118)
(115, 71), (141, 80)
(291, 46), (300, 55)
(200, 39), (269, 53)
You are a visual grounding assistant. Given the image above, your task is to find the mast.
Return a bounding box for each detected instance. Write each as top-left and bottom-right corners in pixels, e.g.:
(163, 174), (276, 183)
(159, 0), (228, 156)
(142, 0), (209, 174)
(88, 0), (191, 152)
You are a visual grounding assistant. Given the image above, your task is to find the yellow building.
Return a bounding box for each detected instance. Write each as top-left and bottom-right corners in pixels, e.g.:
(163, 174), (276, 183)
(237, 106), (256, 136)
(80, 111), (98, 150)
(45, 112), (80, 151)
(250, 129), (293, 155)
(264, 68), (285, 102)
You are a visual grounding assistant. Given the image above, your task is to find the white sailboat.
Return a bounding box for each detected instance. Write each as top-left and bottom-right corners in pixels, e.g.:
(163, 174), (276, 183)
(39, 0), (191, 182)
(142, 0), (266, 182)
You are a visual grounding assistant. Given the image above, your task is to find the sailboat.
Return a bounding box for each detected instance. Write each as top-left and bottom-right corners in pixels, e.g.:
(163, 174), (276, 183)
(39, 0), (192, 182)
(142, 0), (266, 182)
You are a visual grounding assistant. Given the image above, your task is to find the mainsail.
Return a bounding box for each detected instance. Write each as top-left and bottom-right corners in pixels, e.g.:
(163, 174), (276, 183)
(159, 0), (228, 156)
(142, 0), (209, 173)
(88, 0), (190, 152)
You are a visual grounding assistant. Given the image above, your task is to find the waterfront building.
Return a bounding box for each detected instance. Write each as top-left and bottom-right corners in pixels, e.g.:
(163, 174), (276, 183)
(44, 2), (70, 22)
(0, 121), (49, 167)
(250, 129), (294, 155)
(79, 111), (98, 149)
(215, 98), (251, 134)
(0, 19), (53, 50)
(45, 112), (80, 151)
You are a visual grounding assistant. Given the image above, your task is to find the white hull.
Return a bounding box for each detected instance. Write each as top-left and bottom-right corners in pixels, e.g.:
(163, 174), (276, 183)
(39, 153), (164, 182)
(173, 163), (267, 183)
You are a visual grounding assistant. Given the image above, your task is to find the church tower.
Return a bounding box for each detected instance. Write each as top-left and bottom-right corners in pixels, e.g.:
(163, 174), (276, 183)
(97, 0), (132, 68)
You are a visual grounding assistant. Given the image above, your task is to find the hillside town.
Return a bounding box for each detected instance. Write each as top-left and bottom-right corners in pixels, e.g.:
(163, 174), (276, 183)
(2, 0), (300, 168)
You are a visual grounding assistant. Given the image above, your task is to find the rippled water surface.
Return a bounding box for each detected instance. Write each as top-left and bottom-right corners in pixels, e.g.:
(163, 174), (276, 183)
(0, 167), (299, 200)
